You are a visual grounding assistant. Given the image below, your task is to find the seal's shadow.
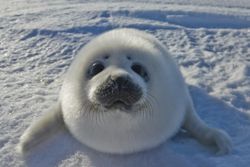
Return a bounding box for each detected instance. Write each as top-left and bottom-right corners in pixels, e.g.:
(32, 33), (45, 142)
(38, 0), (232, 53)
(23, 85), (249, 167)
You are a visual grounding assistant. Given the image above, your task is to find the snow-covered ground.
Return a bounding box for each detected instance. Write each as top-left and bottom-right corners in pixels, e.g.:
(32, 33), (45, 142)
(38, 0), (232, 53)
(0, 0), (250, 166)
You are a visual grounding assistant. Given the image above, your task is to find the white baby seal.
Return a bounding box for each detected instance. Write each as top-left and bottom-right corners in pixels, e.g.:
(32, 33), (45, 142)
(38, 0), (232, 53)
(19, 28), (232, 155)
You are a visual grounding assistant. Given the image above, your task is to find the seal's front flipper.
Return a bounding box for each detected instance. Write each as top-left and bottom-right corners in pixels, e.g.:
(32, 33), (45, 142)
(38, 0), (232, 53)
(183, 103), (232, 155)
(18, 102), (64, 154)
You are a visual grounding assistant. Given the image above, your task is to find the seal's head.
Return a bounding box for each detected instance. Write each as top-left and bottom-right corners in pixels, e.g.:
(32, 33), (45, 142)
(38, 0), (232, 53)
(61, 28), (186, 154)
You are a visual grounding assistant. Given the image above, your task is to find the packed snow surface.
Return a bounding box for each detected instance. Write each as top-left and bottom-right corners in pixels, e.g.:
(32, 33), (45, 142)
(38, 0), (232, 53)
(0, 0), (250, 166)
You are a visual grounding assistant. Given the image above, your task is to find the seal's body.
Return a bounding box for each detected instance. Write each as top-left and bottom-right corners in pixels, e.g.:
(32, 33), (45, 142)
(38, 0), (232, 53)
(19, 29), (232, 155)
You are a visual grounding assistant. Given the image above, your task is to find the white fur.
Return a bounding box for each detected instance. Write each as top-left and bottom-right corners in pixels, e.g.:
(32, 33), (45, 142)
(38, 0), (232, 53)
(19, 28), (232, 155)
(60, 28), (232, 154)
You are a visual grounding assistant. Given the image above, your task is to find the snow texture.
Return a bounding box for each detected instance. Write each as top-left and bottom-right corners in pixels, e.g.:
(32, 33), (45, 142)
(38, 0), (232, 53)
(0, 0), (250, 166)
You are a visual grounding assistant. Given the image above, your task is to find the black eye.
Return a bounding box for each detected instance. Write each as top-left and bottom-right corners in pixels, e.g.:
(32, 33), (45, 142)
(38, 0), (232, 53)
(131, 63), (149, 82)
(87, 61), (105, 79)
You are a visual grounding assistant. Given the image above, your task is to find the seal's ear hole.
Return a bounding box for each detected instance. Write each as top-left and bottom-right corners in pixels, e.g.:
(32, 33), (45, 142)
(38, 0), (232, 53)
(126, 56), (132, 60)
(87, 61), (105, 79)
(103, 55), (110, 59)
(131, 63), (149, 82)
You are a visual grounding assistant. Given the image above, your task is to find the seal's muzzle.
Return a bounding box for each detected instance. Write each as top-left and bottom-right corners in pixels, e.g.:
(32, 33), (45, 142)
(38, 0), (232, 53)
(95, 75), (142, 110)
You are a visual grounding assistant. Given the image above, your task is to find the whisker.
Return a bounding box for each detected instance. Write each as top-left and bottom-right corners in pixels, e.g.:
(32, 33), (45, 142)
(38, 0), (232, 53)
(80, 101), (106, 126)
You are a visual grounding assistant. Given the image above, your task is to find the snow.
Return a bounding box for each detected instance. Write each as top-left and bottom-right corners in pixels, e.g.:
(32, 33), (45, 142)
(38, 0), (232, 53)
(0, 0), (249, 166)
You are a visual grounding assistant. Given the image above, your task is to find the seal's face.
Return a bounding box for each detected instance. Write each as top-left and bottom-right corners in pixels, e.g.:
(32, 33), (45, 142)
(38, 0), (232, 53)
(86, 53), (149, 112)
(62, 29), (186, 154)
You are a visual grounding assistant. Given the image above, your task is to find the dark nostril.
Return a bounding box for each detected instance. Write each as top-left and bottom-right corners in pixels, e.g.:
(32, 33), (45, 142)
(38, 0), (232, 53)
(114, 75), (128, 86)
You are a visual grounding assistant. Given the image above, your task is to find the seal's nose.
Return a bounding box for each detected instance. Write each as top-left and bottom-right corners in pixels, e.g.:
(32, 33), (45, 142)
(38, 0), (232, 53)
(113, 75), (129, 86)
(96, 74), (142, 109)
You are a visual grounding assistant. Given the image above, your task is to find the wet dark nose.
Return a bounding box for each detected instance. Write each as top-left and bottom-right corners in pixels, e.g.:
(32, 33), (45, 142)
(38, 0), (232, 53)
(96, 74), (143, 109)
(113, 75), (129, 86)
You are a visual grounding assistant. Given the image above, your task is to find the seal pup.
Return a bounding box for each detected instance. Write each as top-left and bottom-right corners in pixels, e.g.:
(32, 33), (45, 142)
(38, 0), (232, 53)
(18, 28), (232, 155)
